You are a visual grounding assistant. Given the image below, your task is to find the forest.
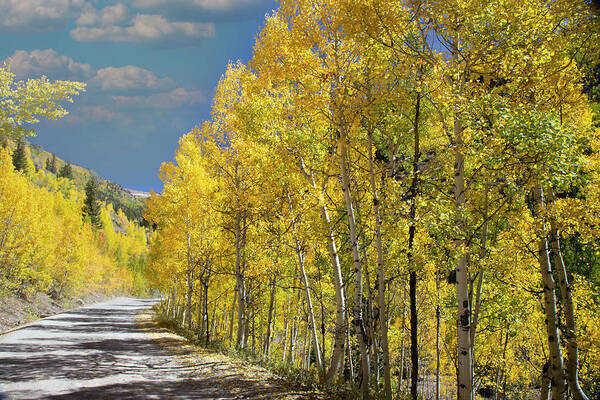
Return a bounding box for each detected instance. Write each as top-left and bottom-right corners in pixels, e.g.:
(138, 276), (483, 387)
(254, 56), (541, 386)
(143, 1), (600, 399)
(0, 65), (149, 308)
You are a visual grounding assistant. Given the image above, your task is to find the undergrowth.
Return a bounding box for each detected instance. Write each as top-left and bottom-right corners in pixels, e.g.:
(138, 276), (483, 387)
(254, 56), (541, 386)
(152, 305), (360, 399)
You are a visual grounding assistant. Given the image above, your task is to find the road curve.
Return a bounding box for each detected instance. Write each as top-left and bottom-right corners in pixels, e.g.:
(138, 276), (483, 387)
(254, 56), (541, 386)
(0, 298), (309, 400)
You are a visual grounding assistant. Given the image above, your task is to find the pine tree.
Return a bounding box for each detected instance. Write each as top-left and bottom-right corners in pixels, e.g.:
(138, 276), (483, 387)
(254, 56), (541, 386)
(58, 162), (73, 179)
(83, 177), (102, 229)
(45, 153), (57, 174)
(12, 138), (27, 172)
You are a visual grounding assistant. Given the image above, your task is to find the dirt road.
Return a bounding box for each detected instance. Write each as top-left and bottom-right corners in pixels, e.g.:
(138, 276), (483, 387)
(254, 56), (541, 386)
(0, 298), (314, 399)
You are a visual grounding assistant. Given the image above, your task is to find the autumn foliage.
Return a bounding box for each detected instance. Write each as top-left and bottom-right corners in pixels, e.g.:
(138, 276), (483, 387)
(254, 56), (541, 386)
(144, 1), (600, 399)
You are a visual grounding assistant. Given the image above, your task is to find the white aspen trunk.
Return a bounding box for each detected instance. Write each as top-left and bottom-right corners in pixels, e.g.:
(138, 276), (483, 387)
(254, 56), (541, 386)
(540, 364), (551, 400)
(471, 183), (488, 351)
(289, 312), (300, 364)
(549, 221), (588, 400)
(339, 135), (370, 399)
(185, 215), (193, 330)
(203, 281), (209, 342)
(287, 191), (323, 371)
(197, 279), (204, 333)
(300, 160), (346, 383)
(282, 299), (291, 362)
(494, 329), (509, 400)
(304, 328), (312, 370)
(264, 275), (277, 359)
(244, 278), (250, 350)
(454, 117), (473, 400)
(166, 287), (173, 317)
(533, 186), (566, 399)
(229, 285), (237, 343)
(171, 287), (178, 319)
(449, 34), (473, 400)
(361, 238), (376, 375)
(347, 311), (355, 381)
(367, 134), (391, 398)
(235, 197), (246, 349)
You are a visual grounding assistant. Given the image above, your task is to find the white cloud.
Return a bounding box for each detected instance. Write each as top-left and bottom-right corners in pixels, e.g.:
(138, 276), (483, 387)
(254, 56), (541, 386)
(89, 65), (174, 91)
(70, 13), (215, 44)
(0, 0), (86, 31)
(6, 49), (94, 80)
(79, 106), (119, 121)
(5, 49), (174, 94)
(112, 87), (205, 109)
(128, 0), (257, 13)
(77, 3), (128, 26)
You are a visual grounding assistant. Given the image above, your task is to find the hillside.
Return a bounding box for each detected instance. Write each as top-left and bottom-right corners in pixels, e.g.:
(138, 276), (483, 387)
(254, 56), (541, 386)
(26, 141), (148, 224)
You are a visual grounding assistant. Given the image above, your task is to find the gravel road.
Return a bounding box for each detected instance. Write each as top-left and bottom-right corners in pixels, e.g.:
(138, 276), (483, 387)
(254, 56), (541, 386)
(0, 297), (313, 400)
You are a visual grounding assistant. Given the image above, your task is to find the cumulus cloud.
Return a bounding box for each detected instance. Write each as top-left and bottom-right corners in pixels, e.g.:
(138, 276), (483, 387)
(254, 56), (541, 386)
(5, 49), (174, 94)
(112, 88), (205, 109)
(128, 0), (258, 13)
(123, 0), (271, 22)
(6, 49), (94, 80)
(0, 0), (86, 32)
(77, 3), (128, 26)
(89, 66), (174, 91)
(70, 13), (215, 44)
(64, 105), (120, 124)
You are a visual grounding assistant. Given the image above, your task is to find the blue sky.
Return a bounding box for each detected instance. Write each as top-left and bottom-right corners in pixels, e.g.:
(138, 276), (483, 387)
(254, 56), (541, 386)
(1, 0), (278, 192)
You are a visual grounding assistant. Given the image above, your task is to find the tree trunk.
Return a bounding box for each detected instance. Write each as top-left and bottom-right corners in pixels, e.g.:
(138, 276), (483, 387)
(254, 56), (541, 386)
(339, 134), (370, 399)
(347, 310), (355, 381)
(494, 329), (509, 400)
(287, 191), (323, 371)
(243, 276), (250, 350)
(300, 161), (346, 383)
(235, 197), (246, 349)
(367, 133), (391, 398)
(549, 219), (588, 400)
(264, 275), (277, 359)
(229, 284), (237, 343)
(204, 281), (209, 342)
(172, 287), (178, 319)
(166, 287), (173, 317)
(540, 363), (551, 400)
(185, 228), (193, 330)
(361, 239), (377, 382)
(197, 280), (204, 334)
(408, 90), (421, 400)
(399, 285), (407, 393)
(436, 276), (441, 400)
(533, 185), (566, 399)
(471, 183), (488, 351)
(282, 298), (290, 361)
(453, 117), (473, 400)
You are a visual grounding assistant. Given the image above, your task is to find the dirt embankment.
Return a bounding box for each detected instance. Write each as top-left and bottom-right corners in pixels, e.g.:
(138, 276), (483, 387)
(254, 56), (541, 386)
(0, 291), (111, 333)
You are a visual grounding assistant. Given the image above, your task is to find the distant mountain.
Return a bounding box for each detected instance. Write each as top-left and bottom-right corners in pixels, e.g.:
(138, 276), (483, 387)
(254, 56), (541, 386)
(25, 141), (148, 224)
(124, 188), (151, 199)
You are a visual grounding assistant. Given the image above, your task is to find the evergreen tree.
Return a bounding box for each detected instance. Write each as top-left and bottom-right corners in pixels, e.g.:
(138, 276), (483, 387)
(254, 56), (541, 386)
(12, 138), (27, 172)
(82, 177), (102, 229)
(45, 153), (57, 174)
(58, 162), (73, 179)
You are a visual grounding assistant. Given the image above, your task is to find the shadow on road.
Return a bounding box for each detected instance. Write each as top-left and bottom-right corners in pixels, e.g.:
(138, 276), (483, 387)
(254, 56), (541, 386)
(0, 298), (311, 399)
